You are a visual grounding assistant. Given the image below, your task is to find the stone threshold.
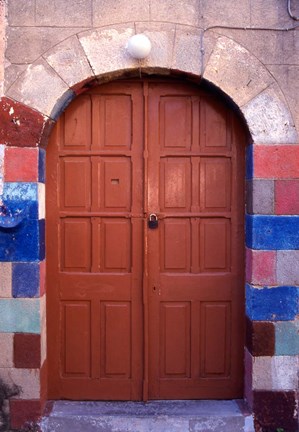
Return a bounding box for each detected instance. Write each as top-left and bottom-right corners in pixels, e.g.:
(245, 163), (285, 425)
(40, 400), (255, 431)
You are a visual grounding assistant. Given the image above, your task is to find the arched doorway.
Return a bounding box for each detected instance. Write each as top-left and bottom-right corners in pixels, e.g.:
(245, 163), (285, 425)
(46, 78), (246, 401)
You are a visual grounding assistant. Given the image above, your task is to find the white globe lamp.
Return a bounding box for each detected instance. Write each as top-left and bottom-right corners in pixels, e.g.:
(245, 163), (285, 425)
(126, 34), (152, 59)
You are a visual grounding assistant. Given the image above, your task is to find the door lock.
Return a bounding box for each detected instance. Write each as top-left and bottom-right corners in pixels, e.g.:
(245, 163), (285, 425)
(148, 213), (158, 229)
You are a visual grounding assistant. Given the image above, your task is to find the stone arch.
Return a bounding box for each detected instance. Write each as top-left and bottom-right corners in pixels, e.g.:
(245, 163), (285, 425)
(3, 23), (298, 145)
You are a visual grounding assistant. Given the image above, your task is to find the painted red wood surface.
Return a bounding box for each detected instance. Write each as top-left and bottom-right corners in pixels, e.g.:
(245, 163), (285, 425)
(47, 79), (245, 400)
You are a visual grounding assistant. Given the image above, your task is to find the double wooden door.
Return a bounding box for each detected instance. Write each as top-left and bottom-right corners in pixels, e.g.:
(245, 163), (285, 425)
(47, 79), (245, 400)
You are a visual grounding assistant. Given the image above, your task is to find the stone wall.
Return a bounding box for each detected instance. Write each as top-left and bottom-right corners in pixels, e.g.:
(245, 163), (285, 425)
(0, 0), (298, 430)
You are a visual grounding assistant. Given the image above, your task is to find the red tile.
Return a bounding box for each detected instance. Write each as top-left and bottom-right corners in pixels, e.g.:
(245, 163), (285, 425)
(5, 147), (38, 181)
(254, 145), (299, 179)
(0, 97), (46, 148)
(275, 180), (299, 214)
(246, 249), (276, 285)
(10, 399), (43, 430)
(14, 333), (41, 368)
(39, 260), (46, 297)
(246, 317), (275, 356)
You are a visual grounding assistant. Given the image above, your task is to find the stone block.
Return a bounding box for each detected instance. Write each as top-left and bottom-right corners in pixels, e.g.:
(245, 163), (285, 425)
(245, 145), (253, 180)
(39, 260), (46, 298)
(0, 98), (48, 148)
(250, 0), (293, 28)
(253, 356), (298, 391)
(38, 183), (45, 220)
(39, 149), (46, 183)
(244, 348), (253, 409)
(0, 262), (12, 298)
(242, 85), (298, 144)
(2, 182), (39, 220)
(135, 22), (176, 70)
(7, 59), (70, 118)
(44, 35), (94, 88)
(7, 0), (35, 26)
(0, 299), (40, 333)
(79, 26), (136, 77)
(172, 25), (202, 76)
(277, 250), (299, 286)
(4, 148), (38, 182)
(14, 334), (41, 369)
(10, 399), (43, 430)
(36, 0), (92, 27)
(4, 64), (27, 95)
(6, 27), (84, 65)
(275, 180), (299, 215)
(246, 284), (299, 321)
(203, 36), (274, 108)
(246, 180), (274, 215)
(202, 0), (251, 28)
(0, 333), (14, 367)
(246, 317), (275, 356)
(246, 215), (299, 250)
(275, 321), (299, 356)
(0, 368), (40, 399)
(255, 144), (299, 180)
(246, 249), (276, 286)
(268, 65), (299, 135)
(150, 0), (201, 27)
(93, 0), (150, 26)
(12, 263), (40, 298)
(253, 390), (298, 432)
(39, 219), (45, 261)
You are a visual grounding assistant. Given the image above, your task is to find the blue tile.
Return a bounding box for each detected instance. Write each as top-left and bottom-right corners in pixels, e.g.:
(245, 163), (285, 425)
(246, 284), (299, 321)
(39, 219), (45, 260)
(2, 182), (38, 220)
(246, 144), (253, 180)
(39, 149), (46, 183)
(0, 219), (42, 262)
(246, 215), (299, 250)
(0, 298), (40, 333)
(12, 262), (40, 298)
(275, 321), (299, 355)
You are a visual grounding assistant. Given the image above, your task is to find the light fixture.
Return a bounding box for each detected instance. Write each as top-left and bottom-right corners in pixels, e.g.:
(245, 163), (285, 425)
(126, 34), (152, 60)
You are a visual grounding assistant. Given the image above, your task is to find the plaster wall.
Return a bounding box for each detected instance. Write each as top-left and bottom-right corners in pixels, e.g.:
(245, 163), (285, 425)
(0, 1), (298, 431)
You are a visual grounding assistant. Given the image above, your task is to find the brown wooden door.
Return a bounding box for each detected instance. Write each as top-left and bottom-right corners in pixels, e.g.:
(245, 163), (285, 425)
(47, 79), (245, 401)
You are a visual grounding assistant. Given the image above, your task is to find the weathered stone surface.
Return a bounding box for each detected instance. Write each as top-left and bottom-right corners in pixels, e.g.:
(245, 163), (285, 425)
(172, 25), (202, 76)
(253, 356), (298, 390)
(268, 65), (299, 134)
(253, 390), (298, 432)
(202, 0), (250, 27)
(246, 215), (299, 250)
(275, 180), (299, 215)
(2, 182), (39, 220)
(275, 321), (299, 356)
(151, 0), (201, 27)
(7, 0), (35, 26)
(93, 0), (150, 26)
(246, 284), (299, 321)
(44, 35), (94, 88)
(250, 0), (295, 28)
(0, 333), (13, 367)
(246, 249), (276, 286)
(246, 180), (274, 215)
(36, 0), (92, 27)
(0, 367), (40, 399)
(79, 26), (136, 78)
(254, 145), (299, 179)
(242, 85), (298, 144)
(6, 27), (84, 64)
(135, 22), (176, 70)
(4, 147), (38, 181)
(0, 144), (4, 194)
(4, 64), (27, 94)
(246, 317), (275, 356)
(0, 0), (5, 97)
(0, 299), (40, 333)
(277, 250), (299, 285)
(0, 262), (12, 298)
(203, 36), (274, 108)
(6, 59), (70, 117)
(0, 98), (47, 147)
(14, 334), (41, 368)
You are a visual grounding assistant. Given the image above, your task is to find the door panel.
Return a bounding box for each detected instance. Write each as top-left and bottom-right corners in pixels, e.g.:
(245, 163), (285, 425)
(47, 79), (245, 401)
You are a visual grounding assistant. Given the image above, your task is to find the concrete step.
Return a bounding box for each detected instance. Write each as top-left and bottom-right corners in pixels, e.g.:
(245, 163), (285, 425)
(40, 400), (255, 432)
